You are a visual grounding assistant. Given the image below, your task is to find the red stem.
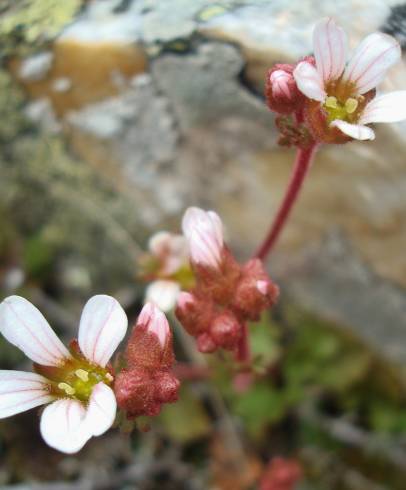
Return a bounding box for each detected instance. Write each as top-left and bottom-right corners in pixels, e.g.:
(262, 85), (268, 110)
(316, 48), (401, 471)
(235, 322), (250, 363)
(255, 143), (318, 261)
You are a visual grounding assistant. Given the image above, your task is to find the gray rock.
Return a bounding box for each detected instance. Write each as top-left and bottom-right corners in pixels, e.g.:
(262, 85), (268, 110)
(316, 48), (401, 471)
(151, 42), (274, 133)
(273, 231), (406, 367)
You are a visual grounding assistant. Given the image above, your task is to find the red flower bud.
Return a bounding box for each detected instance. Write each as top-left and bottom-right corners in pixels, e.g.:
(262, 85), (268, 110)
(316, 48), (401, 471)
(194, 247), (241, 304)
(259, 457), (302, 490)
(266, 64), (304, 115)
(196, 333), (217, 353)
(232, 259), (279, 320)
(210, 310), (242, 351)
(126, 303), (174, 369)
(115, 304), (180, 419)
(114, 367), (159, 417)
(175, 291), (214, 336)
(154, 370), (180, 403)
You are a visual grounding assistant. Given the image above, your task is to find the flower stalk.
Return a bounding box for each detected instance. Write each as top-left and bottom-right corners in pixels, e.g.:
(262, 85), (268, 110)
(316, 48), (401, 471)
(255, 143), (318, 261)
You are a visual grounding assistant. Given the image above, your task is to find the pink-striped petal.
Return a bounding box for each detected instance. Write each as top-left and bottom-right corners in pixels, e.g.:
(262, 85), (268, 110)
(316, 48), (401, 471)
(313, 18), (348, 82)
(145, 280), (180, 312)
(0, 370), (53, 418)
(182, 207), (224, 268)
(293, 61), (326, 102)
(83, 382), (116, 436)
(343, 32), (401, 94)
(0, 296), (71, 366)
(360, 91), (406, 124)
(78, 295), (128, 368)
(137, 302), (170, 348)
(40, 399), (90, 454)
(330, 120), (375, 140)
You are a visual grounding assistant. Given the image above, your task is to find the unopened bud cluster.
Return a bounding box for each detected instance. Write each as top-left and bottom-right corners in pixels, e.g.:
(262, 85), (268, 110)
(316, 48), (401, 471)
(114, 303), (180, 418)
(176, 208), (279, 355)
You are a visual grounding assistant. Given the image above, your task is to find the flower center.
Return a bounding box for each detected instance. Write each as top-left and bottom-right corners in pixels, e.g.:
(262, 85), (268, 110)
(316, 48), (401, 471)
(323, 95), (360, 123)
(35, 354), (114, 404)
(55, 365), (113, 402)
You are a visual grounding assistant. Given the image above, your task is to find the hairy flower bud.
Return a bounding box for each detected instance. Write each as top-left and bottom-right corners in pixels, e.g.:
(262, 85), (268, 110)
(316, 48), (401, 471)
(196, 332), (217, 354)
(126, 303), (174, 369)
(154, 370), (180, 404)
(175, 291), (214, 337)
(232, 259), (279, 321)
(266, 64), (304, 115)
(115, 304), (180, 419)
(114, 367), (158, 417)
(210, 310), (242, 350)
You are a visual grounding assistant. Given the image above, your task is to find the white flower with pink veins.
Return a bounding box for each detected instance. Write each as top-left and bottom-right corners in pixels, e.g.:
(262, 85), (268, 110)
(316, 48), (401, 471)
(0, 295), (127, 453)
(293, 17), (406, 141)
(182, 207), (224, 270)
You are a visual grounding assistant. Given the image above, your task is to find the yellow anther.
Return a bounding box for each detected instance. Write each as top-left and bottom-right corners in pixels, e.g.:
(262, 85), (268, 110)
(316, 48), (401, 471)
(345, 98), (358, 114)
(325, 96), (338, 109)
(75, 369), (89, 382)
(58, 382), (76, 395)
(105, 373), (114, 382)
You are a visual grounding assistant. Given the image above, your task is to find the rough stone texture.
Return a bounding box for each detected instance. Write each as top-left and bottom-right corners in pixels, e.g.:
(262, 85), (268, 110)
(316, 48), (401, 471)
(1, 0), (406, 368)
(273, 231), (406, 368)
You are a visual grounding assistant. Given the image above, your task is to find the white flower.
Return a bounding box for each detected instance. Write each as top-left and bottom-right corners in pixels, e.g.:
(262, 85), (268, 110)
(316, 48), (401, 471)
(0, 295), (127, 454)
(145, 280), (181, 313)
(143, 231), (189, 311)
(293, 18), (406, 140)
(148, 231), (188, 277)
(182, 207), (224, 269)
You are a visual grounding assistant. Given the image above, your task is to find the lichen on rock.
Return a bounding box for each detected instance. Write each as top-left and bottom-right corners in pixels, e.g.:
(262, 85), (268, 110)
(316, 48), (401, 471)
(0, 0), (82, 56)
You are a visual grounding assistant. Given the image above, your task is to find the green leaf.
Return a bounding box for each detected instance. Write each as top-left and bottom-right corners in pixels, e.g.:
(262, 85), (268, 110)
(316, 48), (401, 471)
(158, 385), (211, 443)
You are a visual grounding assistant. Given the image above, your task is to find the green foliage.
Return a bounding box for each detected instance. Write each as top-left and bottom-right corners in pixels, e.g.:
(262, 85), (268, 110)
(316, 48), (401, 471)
(249, 312), (281, 372)
(23, 234), (54, 280)
(232, 381), (289, 437)
(158, 386), (211, 443)
(283, 316), (371, 393)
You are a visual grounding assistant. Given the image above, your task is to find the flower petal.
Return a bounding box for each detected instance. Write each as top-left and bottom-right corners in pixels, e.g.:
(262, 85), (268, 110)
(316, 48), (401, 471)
(343, 32), (401, 94)
(145, 280), (180, 312)
(330, 120), (375, 140)
(182, 207), (224, 269)
(360, 91), (406, 124)
(83, 382), (116, 436)
(0, 296), (71, 366)
(313, 18), (348, 82)
(78, 295), (128, 367)
(293, 61), (326, 101)
(0, 370), (53, 418)
(40, 399), (90, 454)
(138, 302), (170, 348)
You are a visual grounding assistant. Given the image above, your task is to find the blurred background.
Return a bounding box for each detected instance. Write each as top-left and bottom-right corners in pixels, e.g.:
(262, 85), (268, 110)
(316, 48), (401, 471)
(1, 1), (406, 489)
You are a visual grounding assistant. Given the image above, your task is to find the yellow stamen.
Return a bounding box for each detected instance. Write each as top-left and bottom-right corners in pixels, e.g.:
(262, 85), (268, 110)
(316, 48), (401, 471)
(105, 373), (114, 382)
(58, 382), (76, 395)
(325, 96), (338, 109)
(75, 369), (89, 382)
(345, 98), (358, 114)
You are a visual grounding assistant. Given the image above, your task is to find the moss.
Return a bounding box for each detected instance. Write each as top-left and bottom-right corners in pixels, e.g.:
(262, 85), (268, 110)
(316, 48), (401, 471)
(0, 69), (31, 141)
(0, 0), (82, 56)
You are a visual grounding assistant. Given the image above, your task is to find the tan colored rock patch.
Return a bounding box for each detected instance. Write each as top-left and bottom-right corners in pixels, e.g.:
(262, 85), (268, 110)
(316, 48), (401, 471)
(10, 40), (146, 116)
